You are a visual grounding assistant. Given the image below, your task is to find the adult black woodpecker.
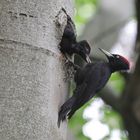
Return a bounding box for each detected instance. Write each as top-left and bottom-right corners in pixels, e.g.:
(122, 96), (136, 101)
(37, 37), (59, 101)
(57, 48), (129, 127)
(59, 8), (91, 63)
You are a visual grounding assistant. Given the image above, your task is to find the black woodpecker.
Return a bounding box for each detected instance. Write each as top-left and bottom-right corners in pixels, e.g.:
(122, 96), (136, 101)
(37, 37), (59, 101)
(58, 48), (129, 127)
(59, 8), (91, 63)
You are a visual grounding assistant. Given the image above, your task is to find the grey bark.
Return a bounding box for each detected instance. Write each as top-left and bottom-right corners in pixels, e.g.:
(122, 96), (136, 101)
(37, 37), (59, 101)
(0, 0), (73, 140)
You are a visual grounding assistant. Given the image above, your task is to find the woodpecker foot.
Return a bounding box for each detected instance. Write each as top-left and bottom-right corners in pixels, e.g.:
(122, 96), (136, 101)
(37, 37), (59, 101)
(65, 59), (80, 71)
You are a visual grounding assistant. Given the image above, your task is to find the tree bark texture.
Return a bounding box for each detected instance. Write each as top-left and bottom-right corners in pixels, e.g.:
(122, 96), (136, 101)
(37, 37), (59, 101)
(0, 0), (73, 140)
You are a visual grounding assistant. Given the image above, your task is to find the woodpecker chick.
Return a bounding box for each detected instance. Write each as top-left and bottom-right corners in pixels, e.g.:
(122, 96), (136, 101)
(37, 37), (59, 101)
(59, 8), (91, 63)
(58, 48), (129, 127)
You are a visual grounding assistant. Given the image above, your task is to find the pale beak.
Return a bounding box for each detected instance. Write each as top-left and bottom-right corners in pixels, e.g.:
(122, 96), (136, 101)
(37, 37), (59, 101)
(99, 48), (114, 58)
(86, 55), (91, 63)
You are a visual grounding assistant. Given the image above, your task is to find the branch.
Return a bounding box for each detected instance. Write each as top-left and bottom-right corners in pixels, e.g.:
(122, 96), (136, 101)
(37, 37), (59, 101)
(98, 85), (122, 113)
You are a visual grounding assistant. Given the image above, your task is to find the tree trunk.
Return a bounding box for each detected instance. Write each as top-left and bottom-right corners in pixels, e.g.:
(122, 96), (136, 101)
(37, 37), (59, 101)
(0, 0), (73, 140)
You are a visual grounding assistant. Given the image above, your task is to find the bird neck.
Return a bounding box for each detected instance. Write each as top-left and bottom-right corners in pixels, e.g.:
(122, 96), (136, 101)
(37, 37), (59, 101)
(109, 62), (121, 73)
(72, 44), (80, 54)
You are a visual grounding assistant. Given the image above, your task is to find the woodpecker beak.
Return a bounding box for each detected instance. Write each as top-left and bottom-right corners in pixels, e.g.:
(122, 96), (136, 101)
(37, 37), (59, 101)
(99, 48), (114, 58)
(86, 55), (91, 63)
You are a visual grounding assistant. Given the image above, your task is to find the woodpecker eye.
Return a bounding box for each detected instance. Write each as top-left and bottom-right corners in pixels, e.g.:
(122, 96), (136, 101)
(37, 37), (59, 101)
(116, 55), (120, 59)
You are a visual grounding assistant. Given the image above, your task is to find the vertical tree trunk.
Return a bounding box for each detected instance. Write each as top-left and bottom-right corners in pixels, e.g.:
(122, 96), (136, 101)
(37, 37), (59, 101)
(0, 0), (73, 140)
(119, 1), (140, 140)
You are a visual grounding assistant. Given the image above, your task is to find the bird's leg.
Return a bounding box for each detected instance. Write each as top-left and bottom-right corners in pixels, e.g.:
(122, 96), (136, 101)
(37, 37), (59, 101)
(63, 53), (72, 64)
(65, 59), (80, 71)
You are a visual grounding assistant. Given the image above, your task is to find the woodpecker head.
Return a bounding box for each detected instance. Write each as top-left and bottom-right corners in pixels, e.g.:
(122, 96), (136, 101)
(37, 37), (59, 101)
(99, 48), (130, 72)
(76, 40), (91, 63)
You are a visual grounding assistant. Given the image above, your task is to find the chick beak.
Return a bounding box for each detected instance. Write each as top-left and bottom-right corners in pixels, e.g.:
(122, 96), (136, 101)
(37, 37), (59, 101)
(85, 55), (91, 63)
(99, 48), (114, 58)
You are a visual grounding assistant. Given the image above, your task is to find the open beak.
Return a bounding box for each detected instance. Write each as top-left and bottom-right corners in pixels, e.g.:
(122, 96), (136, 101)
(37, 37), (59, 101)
(99, 48), (114, 58)
(85, 55), (91, 63)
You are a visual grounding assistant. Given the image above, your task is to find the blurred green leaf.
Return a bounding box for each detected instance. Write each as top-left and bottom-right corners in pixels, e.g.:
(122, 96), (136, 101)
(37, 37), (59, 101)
(100, 104), (128, 140)
(109, 72), (125, 93)
(101, 105), (122, 129)
(68, 99), (93, 140)
(74, 0), (97, 35)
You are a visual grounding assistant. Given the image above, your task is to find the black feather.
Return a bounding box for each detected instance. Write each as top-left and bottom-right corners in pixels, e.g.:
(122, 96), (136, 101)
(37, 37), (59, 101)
(59, 9), (91, 63)
(58, 49), (129, 127)
(57, 97), (76, 127)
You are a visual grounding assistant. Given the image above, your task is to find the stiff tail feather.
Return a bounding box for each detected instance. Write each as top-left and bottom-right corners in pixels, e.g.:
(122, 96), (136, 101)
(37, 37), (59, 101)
(57, 97), (75, 127)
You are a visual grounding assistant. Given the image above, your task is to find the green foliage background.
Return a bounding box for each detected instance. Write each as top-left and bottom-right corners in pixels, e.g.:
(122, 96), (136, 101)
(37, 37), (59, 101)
(74, 0), (97, 35)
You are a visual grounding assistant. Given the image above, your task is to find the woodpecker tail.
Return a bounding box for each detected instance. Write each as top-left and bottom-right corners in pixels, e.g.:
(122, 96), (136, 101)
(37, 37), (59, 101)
(57, 97), (75, 127)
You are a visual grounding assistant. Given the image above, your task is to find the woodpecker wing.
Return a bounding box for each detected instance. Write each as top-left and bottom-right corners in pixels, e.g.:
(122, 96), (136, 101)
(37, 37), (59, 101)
(68, 63), (111, 119)
(74, 63), (95, 85)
